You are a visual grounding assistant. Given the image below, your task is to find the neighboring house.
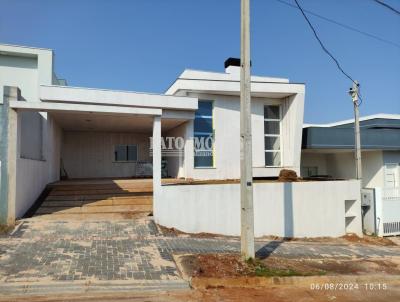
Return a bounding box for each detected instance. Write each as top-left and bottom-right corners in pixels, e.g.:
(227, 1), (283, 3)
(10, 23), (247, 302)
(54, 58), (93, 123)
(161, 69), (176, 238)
(301, 114), (400, 189)
(0, 44), (362, 238)
(301, 115), (400, 236)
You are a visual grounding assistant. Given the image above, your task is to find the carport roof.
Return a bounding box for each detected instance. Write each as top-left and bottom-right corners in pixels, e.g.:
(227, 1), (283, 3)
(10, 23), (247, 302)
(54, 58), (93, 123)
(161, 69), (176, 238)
(40, 85), (198, 111)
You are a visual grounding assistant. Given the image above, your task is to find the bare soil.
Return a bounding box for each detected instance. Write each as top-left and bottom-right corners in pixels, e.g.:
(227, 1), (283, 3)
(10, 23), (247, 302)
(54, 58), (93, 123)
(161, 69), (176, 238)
(259, 234), (397, 246)
(278, 169), (299, 182)
(159, 224), (398, 246)
(178, 254), (400, 279)
(3, 287), (400, 302)
(341, 234), (396, 246)
(158, 224), (237, 239)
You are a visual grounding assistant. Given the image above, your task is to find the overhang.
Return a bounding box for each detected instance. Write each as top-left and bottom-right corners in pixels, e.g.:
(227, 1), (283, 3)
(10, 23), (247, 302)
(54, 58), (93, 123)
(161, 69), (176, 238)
(302, 127), (400, 150)
(166, 78), (304, 98)
(40, 85), (198, 111)
(9, 100), (162, 116)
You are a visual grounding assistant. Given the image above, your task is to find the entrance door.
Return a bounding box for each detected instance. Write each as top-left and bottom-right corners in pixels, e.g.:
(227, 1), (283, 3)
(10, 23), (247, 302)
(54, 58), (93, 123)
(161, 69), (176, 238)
(384, 164), (399, 188)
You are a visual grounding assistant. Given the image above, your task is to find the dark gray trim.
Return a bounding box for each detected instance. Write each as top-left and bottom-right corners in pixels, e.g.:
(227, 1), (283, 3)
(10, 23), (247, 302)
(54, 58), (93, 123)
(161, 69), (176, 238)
(302, 125), (400, 150)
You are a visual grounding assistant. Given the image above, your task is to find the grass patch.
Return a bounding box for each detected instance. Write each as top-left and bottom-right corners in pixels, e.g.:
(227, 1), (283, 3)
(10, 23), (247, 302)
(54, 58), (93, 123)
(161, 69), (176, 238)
(246, 258), (326, 277)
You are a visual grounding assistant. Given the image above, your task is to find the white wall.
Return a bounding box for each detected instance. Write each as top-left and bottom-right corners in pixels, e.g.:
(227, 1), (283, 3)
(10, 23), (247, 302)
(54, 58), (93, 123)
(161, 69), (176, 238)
(155, 180), (362, 238)
(0, 54), (38, 104)
(164, 122), (187, 178)
(14, 113), (61, 217)
(0, 47), (57, 218)
(301, 150), (385, 188)
(47, 115), (62, 182)
(301, 152), (328, 175)
(183, 93), (304, 180)
(62, 131), (152, 179)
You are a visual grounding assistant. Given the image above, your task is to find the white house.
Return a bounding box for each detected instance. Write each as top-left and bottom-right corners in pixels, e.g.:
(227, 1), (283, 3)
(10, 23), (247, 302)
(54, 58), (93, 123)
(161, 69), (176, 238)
(0, 44), (362, 238)
(301, 115), (400, 236)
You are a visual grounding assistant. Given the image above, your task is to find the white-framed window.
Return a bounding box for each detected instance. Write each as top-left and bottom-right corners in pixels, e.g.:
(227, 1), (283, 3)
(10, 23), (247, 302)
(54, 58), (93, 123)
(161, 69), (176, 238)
(264, 105), (281, 167)
(114, 145), (138, 162)
(194, 100), (214, 168)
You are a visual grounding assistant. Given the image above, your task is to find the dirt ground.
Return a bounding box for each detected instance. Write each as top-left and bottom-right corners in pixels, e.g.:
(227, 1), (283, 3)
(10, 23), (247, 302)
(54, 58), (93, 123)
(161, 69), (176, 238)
(2, 286), (400, 302)
(158, 224), (398, 247)
(177, 254), (400, 278)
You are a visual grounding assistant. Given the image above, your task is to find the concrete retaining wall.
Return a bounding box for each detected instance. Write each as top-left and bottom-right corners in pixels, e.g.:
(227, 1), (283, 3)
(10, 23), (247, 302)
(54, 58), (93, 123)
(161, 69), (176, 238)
(155, 180), (362, 238)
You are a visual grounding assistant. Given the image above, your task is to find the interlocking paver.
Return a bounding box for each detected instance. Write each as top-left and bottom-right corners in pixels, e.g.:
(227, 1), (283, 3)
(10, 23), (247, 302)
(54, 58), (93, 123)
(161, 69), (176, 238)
(0, 217), (399, 285)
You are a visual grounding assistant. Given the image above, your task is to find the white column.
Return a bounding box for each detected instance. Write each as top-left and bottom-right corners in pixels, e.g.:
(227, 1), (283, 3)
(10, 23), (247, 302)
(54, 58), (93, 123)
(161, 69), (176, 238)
(184, 119), (194, 179)
(152, 116), (161, 218)
(1, 86), (20, 225)
(7, 107), (17, 225)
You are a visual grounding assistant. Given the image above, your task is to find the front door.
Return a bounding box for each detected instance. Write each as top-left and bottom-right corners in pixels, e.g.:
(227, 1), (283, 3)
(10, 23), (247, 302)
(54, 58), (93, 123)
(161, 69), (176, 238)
(384, 163), (399, 188)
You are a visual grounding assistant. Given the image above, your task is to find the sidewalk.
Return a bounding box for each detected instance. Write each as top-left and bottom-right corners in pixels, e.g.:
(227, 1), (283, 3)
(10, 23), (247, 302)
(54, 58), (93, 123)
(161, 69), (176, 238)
(0, 217), (399, 296)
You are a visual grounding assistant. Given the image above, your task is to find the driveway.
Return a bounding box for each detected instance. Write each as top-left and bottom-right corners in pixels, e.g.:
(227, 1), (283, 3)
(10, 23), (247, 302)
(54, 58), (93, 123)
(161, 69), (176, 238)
(0, 217), (399, 296)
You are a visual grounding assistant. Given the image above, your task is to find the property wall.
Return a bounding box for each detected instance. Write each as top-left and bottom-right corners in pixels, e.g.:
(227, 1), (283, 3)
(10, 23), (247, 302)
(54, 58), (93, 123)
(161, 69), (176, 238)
(14, 113), (61, 217)
(62, 131), (152, 178)
(183, 93), (304, 180)
(155, 180), (362, 238)
(0, 47), (57, 219)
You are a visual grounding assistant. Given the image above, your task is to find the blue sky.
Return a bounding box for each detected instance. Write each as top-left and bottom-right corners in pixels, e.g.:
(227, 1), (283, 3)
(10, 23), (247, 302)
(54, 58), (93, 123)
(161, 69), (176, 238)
(0, 0), (399, 123)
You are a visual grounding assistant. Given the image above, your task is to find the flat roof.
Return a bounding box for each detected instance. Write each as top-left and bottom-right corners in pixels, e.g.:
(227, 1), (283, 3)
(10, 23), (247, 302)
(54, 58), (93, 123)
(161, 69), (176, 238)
(302, 115), (400, 150)
(40, 85), (198, 111)
(304, 114), (400, 128)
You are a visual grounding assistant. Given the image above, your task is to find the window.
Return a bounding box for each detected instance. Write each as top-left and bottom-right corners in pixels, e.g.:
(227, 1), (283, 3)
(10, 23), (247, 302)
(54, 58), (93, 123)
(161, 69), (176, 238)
(301, 166), (318, 177)
(264, 105), (281, 166)
(114, 145), (138, 162)
(20, 111), (44, 160)
(194, 100), (214, 168)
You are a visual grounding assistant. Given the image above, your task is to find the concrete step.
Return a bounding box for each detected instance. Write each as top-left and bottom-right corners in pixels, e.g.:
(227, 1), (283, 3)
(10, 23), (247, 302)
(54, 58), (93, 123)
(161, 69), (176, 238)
(35, 204), (153, 214)
(41, 197), (153, 207)
(49, 188), (153, 196)
(31, 212), (151, 220)
(48, 183), (153, 191)
(45, 192), (152, 201)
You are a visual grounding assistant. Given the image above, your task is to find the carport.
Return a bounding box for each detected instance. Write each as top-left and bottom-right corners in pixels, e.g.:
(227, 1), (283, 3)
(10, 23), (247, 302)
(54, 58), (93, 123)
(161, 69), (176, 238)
(0, 85), (197, 222)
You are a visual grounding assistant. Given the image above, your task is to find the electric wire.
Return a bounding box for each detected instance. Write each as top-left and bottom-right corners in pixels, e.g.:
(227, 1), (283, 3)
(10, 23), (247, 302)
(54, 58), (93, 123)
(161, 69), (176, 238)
(274, 0), (400, 49)
(293, 0), (363, 105)
(373, 0), (400, 15)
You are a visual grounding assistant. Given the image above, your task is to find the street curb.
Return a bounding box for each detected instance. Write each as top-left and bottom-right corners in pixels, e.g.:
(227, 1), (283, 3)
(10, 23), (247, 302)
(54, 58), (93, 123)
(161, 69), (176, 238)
(0, 279), (190, 296)
(190, 274), (400, 289)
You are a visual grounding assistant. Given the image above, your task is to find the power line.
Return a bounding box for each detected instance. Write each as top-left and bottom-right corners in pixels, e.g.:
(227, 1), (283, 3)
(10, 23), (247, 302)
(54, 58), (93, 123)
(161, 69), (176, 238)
(293, 0), (356, 83)
(373, 0), (400, 15)
(293, 0), (363, 104)
(274, 0), (400, 49)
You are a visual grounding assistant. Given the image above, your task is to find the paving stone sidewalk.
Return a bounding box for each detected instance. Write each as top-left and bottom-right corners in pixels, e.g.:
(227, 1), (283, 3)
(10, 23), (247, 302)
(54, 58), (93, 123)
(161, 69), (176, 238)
(0, 218), (399, 285)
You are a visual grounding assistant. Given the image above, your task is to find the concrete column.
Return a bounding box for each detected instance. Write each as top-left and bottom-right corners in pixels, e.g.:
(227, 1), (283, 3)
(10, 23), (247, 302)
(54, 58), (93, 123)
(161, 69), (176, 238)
(0, 86), (20, 225)
(184, 119), (194, 179)
(152, 116), (161, 218)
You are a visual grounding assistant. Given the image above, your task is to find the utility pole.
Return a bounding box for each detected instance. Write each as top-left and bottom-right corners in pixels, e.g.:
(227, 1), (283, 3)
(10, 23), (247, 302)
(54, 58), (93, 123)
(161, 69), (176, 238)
(240, 0), (255, 259)
(349, 81), (362, 181)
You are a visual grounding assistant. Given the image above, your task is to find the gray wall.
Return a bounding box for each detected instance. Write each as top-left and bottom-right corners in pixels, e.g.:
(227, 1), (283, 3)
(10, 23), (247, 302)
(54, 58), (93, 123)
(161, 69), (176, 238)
(62, 131), (152, 179)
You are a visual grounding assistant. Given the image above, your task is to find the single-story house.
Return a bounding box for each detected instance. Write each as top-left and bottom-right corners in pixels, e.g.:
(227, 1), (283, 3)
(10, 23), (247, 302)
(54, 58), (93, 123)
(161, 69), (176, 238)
(0, 43), (362, 238)
(301, 115), (400, 236)
(301, 114), (400, 188)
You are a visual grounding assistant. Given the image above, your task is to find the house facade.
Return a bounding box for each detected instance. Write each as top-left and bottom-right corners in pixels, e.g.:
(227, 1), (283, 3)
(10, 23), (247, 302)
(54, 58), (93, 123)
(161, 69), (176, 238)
(0, 44), (362, 238)
(301, 115), (400, 236)
(301, 114), (400, 189)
